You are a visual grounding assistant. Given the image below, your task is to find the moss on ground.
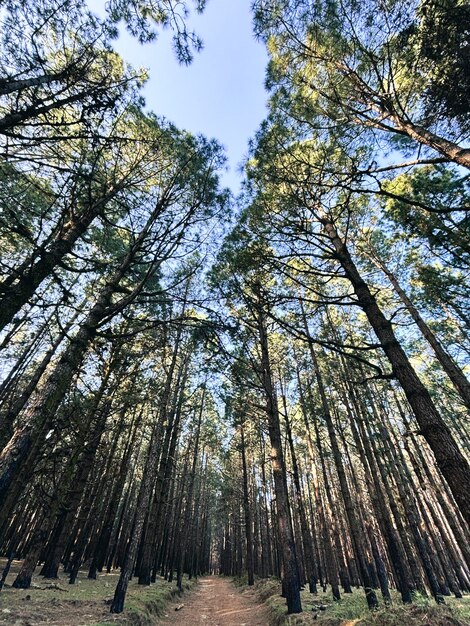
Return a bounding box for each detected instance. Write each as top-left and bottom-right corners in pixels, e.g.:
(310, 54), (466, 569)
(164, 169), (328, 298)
(249, 578), (470, 626)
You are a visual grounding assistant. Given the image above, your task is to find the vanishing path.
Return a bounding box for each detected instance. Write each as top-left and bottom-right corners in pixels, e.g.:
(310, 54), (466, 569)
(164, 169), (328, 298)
(159, 577), (271, 626)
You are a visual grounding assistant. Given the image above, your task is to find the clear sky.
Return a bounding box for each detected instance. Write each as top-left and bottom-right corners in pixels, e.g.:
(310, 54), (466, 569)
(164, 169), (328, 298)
(89, 0), (269, 193)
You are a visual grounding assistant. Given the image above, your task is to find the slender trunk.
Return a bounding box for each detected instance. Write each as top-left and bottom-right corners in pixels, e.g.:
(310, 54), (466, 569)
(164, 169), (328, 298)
(399, 406), (470, 571)
(279, 381), (317, 593)
(110, 403), (167, 612)
(0, 313), (51, 402)
(321, 215), (470, 525)
(0, 279), (118, 509)
(307, 339), (379, 609)
(296, 367), (342, 599)
(0, 198), (164, 508)
(0, 552), (15, 591)
(0, 314), (78, 451)
(341, 382), (412, 602)
(373, 256), (470, 410)
(0, 68), (79, 96)
(255, 300), (302, 614)
(0, 190), (118, 332)
(150, 370), (188, 583)
(240, 425), (255, 586)
(176, 388), (205, 591)
(137, 335), (189, 585)
(345, 75), (470, 169)
(365, 411), (445, 602)
(330, 344), (416, 602)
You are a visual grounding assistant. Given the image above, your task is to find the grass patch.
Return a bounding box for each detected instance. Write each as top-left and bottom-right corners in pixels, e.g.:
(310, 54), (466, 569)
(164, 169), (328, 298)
(0, 558), (196, 626)
(121, 577), (195, 626)
(246, 579), (470, 626)
(232, 575), (249, 587)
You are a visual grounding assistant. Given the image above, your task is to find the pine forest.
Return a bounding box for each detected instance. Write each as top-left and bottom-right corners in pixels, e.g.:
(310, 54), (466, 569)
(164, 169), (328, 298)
(0, 1), (469, 625)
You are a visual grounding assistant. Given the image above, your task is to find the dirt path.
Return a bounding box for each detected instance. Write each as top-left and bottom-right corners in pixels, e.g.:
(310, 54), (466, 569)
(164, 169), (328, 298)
(158, 577), (271, 626)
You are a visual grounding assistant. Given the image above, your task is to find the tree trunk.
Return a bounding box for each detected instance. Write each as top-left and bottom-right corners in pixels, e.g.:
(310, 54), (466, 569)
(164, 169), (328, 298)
(240, 425), (255, 586)
(321, 215), (470, 526)
(0, 313), (78, 451)
(0, 189), (118, 332)
(372, 255), (470, 411)
(296, 366), (342, 599)
(0, 278), (118, 509)
(256, 300), (302, 614)
(308, 341), (379, 609)
(176, 387), (205, 591)
(137, 335), (189, 585)
(109, 403), (167, 612)
(279, 380), (317, 593)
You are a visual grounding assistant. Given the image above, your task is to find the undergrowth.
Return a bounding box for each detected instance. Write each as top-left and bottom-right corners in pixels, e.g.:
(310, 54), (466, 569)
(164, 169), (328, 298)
(123, 578), (194, 626)
(248, 578), (470, 626)
(90, 577), (196, 626)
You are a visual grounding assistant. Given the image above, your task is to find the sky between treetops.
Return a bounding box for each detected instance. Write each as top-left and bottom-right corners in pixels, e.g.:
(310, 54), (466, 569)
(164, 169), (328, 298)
(90, 0), (269, 194)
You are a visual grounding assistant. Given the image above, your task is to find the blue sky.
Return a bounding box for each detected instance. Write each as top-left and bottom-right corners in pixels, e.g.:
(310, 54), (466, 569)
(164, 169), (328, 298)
(90, 0), (269, 192)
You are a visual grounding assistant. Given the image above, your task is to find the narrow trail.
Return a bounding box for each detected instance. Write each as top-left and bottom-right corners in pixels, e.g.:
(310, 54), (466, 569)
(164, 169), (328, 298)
(159, 577), (271, 626)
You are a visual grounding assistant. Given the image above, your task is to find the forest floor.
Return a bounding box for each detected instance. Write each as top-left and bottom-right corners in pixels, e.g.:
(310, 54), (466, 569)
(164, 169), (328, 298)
(1, 560), (470, 626)
(250, 578), (470, 626)
(0, 558), (194, 626)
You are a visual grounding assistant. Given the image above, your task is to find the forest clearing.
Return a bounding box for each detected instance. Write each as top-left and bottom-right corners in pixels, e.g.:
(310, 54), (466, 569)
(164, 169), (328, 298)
(0, 0), (469, 624)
